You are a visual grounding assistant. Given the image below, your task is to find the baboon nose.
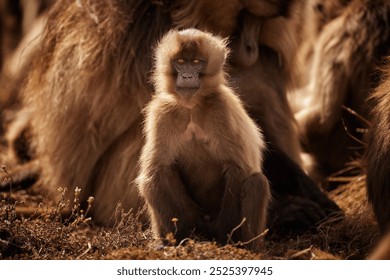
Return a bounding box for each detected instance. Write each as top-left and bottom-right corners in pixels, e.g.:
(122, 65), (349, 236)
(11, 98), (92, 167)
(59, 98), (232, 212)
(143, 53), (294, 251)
(183, 74), (193, 80)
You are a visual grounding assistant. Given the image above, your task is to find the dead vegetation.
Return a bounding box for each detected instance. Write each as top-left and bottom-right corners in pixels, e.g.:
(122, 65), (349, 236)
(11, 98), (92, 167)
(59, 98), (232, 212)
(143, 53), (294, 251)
(0, 148), (380, 259)
(0, 177), (151, 259)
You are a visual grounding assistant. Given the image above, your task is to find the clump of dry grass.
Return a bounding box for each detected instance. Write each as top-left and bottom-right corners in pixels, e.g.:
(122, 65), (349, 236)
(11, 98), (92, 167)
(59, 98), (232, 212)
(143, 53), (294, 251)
(0, 174), (151, 259)
(262, 174), (380, 260)
(106, 240), (261, 260)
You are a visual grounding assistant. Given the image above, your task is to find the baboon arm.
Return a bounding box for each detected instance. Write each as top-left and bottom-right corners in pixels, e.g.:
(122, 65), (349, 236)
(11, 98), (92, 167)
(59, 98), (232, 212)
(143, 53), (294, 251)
(144, 165), (205, 241)
(212, 164), (242, 242)
(309, 50), (348, 131)
(296, 17), (350, 135)
(296, 61), (348, 136)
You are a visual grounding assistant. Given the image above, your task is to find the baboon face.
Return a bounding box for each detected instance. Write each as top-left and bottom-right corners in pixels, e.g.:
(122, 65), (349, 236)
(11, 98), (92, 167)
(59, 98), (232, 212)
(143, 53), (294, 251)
(171, 44), (206, 97)
(155, 29), (227, 98)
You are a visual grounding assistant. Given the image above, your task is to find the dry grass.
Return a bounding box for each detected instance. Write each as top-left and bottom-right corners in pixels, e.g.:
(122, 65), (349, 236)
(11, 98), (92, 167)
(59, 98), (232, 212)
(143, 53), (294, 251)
(0, 185), (151, 259)
(0, 144), (380, 260)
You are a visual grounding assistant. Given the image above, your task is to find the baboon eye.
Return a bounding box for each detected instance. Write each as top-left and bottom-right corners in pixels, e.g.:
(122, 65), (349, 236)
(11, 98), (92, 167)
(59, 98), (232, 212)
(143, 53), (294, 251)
(193, 59), (200, 64)
(177, 58), (185, 64)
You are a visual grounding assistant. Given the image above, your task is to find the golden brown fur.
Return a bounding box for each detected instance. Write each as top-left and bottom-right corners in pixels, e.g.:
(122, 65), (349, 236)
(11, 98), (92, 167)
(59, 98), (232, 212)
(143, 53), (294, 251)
(0, 0), (53, 141)
(369, 231), (390, 260)
(366, 58), (390, 233)
(232, 46), (341, 230)
(0, 0), (52, 71)
(171, 0), (290, 38)
(0, 15), (46, 117)
(137, 29), (270, 250)
(0, 0), (52, 191)
(0, 0), (23, 71)
(16, 0), (339, 229)
(290, 0), (350, 91)
(23, 1), (177, 224)
(302, 0), (350, 42)
(230, 0), (341, 228)
(0, 6), (3, 70)
(293, 0), (390, 177)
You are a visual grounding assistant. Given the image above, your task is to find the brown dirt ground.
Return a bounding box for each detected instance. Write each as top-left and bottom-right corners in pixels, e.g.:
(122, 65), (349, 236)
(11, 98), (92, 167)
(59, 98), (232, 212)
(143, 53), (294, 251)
(0, 143), (380, 260)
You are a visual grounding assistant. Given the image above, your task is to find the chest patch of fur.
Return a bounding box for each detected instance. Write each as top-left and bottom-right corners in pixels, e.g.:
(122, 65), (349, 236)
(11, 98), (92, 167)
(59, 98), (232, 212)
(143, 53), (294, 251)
(182, 121), (206, 142)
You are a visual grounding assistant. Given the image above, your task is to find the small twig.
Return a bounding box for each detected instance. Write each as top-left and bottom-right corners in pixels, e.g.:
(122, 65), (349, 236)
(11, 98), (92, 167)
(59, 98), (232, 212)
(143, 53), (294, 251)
(290, 245), (314, 259)
(178, 237), (191, 247)
(227, 217), (247, 244)
(84, 196), (94, 218)
(172, 217), (179, 237)
(327, 176), (362, 183)
(328, 165), (358, 178)
(76, 242), (92, 259)
(342, 105), (371, 127)
(317, 212), (345, 227)
(341, 119), (366, 147)
(15, 206), (45, 218)
(235, 229), (269, 247)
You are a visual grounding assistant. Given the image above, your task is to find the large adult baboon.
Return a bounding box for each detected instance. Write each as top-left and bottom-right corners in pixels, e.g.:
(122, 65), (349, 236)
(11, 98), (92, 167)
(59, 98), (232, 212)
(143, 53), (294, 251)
(17, 0), (339, 230)
(293, 0), (390, 178)
(366, 58), (390, 233)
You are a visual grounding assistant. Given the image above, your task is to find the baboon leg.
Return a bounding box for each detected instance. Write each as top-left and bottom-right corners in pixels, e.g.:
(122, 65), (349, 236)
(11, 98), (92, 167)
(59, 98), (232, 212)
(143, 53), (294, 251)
(214, 165), (270, 251)
(240, 172), (270, 250)
(145, 165), (206, 243)
(264, 147), (342, 232)
(211, 164), (242, 243)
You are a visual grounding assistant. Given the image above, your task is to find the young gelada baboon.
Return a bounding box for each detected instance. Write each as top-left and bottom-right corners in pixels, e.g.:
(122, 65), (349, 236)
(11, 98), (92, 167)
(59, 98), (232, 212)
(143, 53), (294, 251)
(366, 58), (390, 233)
(137, 29), (270, 249)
